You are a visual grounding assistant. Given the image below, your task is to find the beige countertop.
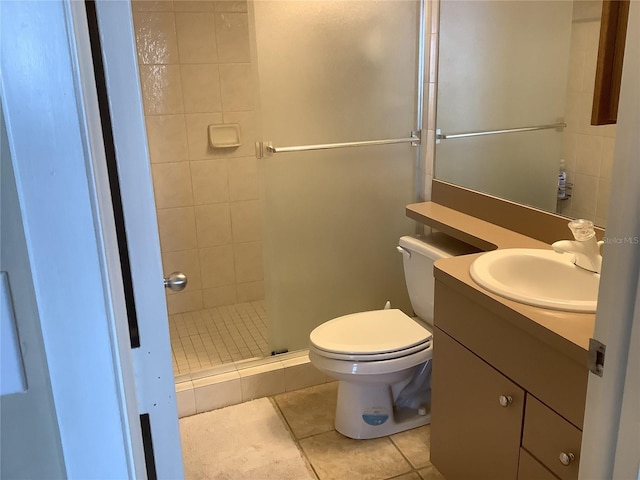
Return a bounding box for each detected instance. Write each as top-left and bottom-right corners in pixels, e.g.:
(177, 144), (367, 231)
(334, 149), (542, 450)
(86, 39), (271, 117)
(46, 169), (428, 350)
(407, 201), (595, 362)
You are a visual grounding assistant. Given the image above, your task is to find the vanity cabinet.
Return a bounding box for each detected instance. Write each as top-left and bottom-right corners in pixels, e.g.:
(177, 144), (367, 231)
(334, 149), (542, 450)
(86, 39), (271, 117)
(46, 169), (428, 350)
(431, 280), (588, 480)
(431, 330), (525, 479)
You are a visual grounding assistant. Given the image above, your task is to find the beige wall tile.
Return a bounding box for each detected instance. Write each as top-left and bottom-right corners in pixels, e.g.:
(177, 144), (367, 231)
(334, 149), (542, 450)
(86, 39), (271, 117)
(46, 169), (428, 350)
(227, 156), (258, 200)
(600, 137), (616, 179)
(584, 21), (601, 63)
(561, 132), (578, 172)
(203, 285), (238, 308)
(152, 162), (194, 208)
(576, 135), (603, 177)
(195, 204), (232, 247)
(230, 200), (261, 242)
(283, 360), (326, 392)
(139, 65), (185, 115)
(239, 364), (285, 401)
(571, 173), (598, 220)
(174, 0), (214, 12)
(569, 21), (588, 54)
(175, 381), (196, 418)
(166, 288), (204, 315)
(236, 281), (264, 303)
(233, 241), (263, 283)
(137, 0), (263, 309)
(215, 13), (251, 63)
(214, 0), (247, 13)
(566, 47), (586, 93)
(145, 115), (189, 163)
(577, 92), (602, 136)
(133, 12), (179, 65)
(564, 90), (581, 133)
(221, 112), (256, 158)
(199, 244), (236, 288)
(162, 248), (203, 291)
(193, 372), (242, 413)
(181, 64), (222, 113)
(157, 207), (198, 252)
(596, 177), (611, 221)
(132, 1), (174, 12)
(175, 12), (218, 63)
(190, 159), (229, 204)
(219, 63), (254, 111)
(185, 113), (224, 159)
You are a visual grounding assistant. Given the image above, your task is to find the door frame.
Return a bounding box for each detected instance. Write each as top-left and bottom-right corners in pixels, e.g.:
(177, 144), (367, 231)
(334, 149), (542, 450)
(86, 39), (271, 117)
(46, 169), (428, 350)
(579, 2), (640, 478)
(76, 1), (185, 477)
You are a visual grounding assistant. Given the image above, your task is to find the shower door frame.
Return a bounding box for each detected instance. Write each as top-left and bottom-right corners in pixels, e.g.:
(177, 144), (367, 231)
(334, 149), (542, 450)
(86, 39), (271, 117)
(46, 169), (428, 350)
(251, 0), (427, 354)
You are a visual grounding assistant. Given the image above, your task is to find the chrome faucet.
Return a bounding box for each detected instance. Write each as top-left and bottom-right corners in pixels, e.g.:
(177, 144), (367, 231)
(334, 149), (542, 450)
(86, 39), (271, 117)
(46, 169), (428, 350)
(552, 219), (603, 274)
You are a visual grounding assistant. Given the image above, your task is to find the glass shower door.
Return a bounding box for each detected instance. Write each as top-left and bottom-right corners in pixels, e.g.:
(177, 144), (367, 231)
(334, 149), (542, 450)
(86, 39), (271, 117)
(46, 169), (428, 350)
(251, 1), (422, 353)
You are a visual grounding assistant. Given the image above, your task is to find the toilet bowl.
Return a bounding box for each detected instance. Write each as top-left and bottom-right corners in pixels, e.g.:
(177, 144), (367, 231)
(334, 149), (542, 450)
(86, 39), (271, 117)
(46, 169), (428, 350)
(309, 233), (477, 439)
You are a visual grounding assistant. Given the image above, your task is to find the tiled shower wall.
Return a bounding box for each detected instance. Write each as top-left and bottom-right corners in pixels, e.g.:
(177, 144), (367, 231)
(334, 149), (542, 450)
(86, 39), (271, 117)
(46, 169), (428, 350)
(559, 15), (616, 227)
(132, 0), (264, 314)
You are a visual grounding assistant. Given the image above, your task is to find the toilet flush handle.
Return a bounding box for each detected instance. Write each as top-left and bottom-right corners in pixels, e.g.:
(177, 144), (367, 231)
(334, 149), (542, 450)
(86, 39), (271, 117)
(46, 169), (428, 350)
(396, 246), (411, 258)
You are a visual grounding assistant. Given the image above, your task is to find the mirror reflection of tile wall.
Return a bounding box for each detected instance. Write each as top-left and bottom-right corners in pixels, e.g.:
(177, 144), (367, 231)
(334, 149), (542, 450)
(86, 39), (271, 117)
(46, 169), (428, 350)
(131, 0), (264, 314)
(558, 7), (616, 227)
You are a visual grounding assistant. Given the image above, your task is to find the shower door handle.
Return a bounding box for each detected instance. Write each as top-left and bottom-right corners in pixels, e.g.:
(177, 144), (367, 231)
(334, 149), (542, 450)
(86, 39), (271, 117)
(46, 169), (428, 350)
(164, 272), (187, 292)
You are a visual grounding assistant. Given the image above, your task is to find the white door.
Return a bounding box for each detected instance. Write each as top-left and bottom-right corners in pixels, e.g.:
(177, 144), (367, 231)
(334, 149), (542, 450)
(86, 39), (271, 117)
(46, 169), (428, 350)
(1, 0), (183, 477)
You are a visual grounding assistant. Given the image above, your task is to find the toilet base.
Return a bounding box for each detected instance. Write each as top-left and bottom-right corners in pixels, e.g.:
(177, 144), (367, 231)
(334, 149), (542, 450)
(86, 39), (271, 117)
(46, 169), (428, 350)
(334, 380), (431, 439)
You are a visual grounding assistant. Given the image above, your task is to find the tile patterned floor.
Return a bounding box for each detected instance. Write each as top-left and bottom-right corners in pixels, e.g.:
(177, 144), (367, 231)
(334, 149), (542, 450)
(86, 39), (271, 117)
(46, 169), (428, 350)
(271, 382), (445, 480)
(169, 301), (269, 376)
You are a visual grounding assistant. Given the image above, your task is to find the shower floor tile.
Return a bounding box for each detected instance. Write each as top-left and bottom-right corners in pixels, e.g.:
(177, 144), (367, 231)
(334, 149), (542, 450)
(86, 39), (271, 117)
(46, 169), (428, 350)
(169, 300), (269, 376)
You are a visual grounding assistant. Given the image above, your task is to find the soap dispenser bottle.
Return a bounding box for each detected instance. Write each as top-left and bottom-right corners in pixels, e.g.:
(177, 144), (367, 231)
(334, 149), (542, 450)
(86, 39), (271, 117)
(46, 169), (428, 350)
(558, 159), (567, 199)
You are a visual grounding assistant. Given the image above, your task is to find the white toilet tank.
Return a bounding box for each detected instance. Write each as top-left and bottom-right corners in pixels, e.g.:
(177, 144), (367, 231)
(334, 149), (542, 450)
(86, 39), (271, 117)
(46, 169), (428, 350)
(398, 233), (478, 326)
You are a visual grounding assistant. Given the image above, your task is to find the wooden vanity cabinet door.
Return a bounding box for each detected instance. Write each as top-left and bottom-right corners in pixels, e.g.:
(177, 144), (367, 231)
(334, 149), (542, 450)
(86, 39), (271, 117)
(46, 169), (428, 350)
(518, 449), (559, 480)
(522, 395), (582, 480)
(431, 327), (525, 480)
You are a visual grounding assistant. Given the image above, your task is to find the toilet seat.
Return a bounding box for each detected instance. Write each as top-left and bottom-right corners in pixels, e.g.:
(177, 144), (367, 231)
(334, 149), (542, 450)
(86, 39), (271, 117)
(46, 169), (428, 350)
(309, 309), (432, 362)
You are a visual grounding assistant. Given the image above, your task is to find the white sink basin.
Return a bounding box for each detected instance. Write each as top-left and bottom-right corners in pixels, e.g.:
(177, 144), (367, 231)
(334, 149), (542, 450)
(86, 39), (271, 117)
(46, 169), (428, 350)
(470, 248), (600, 313)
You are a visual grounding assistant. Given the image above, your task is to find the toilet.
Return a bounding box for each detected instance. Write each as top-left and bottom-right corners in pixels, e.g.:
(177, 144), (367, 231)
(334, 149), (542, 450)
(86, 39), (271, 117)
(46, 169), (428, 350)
(309, 233), (477, 439)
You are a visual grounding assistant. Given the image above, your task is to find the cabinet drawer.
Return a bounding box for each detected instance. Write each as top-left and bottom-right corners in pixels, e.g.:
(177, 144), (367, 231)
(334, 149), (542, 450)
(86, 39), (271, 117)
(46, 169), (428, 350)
(518, 449), (558, 480)
(434, 281), (588, 428)
(523, 395), (581, 480)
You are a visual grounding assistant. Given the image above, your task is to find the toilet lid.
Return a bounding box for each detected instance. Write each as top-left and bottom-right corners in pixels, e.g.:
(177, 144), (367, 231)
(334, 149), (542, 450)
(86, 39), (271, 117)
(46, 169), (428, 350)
(309, 309), (432, 356)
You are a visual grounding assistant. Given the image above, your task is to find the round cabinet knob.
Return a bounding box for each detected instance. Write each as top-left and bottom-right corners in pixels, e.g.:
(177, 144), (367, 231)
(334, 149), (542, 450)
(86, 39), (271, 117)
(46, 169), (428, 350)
(499, 395), (513, 407)
(164, 272), (187, 292)
(559, 452), (575, 466)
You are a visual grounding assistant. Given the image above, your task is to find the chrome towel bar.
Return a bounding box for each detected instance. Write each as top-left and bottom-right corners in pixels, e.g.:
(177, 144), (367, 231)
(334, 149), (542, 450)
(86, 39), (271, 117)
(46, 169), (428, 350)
(255, 130), (421, 158)
(436, 122), (566, 142)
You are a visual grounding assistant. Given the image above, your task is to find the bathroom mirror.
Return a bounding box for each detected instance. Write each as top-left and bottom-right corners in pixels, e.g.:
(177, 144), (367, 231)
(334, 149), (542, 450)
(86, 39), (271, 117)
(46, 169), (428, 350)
(435, 0), (621, 228)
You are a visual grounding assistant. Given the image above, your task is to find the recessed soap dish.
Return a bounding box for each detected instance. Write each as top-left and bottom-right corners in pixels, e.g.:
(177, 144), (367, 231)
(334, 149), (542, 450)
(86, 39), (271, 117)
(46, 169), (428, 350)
(208, 124), (241, 148)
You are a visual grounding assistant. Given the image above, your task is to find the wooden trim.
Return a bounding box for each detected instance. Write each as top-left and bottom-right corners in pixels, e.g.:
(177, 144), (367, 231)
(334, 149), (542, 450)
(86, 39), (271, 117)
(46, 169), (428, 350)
(591, 0), (630, 125)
